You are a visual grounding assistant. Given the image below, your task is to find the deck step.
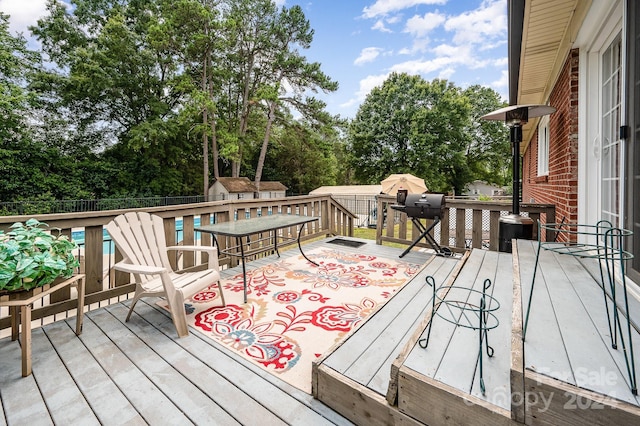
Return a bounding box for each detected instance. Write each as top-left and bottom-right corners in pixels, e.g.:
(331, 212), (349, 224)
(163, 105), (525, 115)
(313, 251), (463, 425)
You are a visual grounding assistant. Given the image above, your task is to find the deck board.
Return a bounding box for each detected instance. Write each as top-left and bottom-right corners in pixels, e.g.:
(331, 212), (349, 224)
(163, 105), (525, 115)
(366, 256), (460, 393)
(105, 303), (289, 425)
(404, 249), (488, 379)
(30, 327), (100, 425)
(402, 250), (513, 410)
(76, 311), (193, 424)
(88, 307), (237, 424)
(519, 239), (640, 405)
(431, 250), (499, 393)
(518, 240), (574, 379)
(0, 237), (368, 426)
(0, 337), (52, 425)
(42, 319), (146, 425)
(322, 254), (458, 395)
(551, 249), (640, 404)
(117, 300), (346, 425)
(469, 250), (513, 403)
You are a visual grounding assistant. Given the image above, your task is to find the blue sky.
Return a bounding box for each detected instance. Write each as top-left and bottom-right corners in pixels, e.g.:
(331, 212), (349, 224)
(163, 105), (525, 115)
(292, 0), (508, 118)
(1, 0), (508, 119)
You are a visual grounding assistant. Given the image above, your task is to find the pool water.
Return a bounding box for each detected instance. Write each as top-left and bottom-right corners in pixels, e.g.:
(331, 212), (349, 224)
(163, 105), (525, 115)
(71, 217), (202, 255)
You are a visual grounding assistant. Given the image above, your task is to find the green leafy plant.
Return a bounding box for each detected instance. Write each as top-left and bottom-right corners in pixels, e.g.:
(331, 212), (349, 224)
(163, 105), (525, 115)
(0, 218), (79, 292)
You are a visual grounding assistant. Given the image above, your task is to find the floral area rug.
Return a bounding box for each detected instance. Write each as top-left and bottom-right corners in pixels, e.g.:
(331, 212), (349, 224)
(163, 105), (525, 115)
(182, 247), (422, 393)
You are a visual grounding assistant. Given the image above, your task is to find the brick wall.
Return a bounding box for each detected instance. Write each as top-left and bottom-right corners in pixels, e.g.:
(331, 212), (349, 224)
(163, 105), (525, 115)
(522, 49), (579, 240)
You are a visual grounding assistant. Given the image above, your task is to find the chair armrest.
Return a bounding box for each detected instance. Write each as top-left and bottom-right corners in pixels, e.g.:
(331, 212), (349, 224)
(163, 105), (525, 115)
(113, 261), (166, 275)
(166, 245), (219, 270)
(167, 245), (218, 255)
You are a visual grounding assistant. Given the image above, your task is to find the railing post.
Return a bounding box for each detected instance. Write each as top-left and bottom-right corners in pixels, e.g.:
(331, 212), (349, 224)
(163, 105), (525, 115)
(84, 225), (104, 294)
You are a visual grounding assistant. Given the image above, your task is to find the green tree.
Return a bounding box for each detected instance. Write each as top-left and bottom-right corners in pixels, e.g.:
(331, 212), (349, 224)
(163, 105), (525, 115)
(220, 0), (337, 188)
(149, 0), (226, 196)
(262, 119), (338, 194)
(348, 73), (472, 194)
(0, 12), (39, 144)
(30, 0), (204, 196)
(463, 85), (510, 187)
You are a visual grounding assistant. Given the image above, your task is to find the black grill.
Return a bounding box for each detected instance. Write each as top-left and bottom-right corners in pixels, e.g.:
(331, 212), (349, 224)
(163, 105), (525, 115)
(392, 193), (445, 220)
(392, 193), (451, 257)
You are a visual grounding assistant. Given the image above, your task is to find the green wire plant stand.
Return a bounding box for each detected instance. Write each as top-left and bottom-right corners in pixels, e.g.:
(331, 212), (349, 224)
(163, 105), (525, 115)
(419, 276), (500, 395)
(523, 220), (637, 395)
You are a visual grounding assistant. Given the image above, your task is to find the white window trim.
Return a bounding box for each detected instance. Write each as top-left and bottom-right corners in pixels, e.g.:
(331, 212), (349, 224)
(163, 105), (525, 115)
(537, 115), (550, 176)
(577, 0), (622, 231)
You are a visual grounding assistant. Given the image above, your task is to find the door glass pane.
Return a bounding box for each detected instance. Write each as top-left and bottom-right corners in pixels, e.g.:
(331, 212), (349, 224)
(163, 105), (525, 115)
(601, 35), (622, 228)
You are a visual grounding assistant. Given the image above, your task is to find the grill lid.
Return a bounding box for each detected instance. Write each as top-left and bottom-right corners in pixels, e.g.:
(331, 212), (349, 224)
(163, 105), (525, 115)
(392, 193), (445, 219)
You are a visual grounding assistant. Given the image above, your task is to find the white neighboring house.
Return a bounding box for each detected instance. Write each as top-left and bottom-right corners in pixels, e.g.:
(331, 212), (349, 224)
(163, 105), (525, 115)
(309, 185), (382, 198)
(464, 180), (505, 197)
(255, 181), (287, 199)
(208, 177), (287, 200)
(209, 177), (255, 200)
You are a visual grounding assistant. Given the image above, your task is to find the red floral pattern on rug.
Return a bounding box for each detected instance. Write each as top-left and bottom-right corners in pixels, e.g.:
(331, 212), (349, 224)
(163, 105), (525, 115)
(185, 247), (421, 393)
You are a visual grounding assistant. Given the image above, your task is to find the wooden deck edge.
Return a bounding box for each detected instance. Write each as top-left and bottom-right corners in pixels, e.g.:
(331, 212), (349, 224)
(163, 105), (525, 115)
(397, 365), (516, 426)
(510, 243), (525, 423)
(386, 250), (471, 405)
(524, 370), (640, 425)
(315, 364), (422, 426)
(312, 254), (438, 398)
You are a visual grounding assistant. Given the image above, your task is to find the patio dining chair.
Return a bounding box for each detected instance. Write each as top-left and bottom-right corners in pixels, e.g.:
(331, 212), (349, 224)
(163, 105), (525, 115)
(106, 211), (225, 337)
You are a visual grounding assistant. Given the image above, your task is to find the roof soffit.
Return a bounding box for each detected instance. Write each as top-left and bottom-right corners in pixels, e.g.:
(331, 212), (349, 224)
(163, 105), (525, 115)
(517, 0), (591, 148)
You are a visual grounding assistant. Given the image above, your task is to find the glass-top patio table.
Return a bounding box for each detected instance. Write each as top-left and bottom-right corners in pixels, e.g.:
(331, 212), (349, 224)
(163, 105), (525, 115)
(195, 214), (319, 302)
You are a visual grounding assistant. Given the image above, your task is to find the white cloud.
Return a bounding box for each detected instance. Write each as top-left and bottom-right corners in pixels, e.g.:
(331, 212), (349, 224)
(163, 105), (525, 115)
(341, 73), (390, 107)
(492, 69), (508, 88)
(371, 19), (393, 33)
(431, 43), (486, 68)
(362, 0), (447, 19)
(354, 47), (384, 66)
(0, 0), (49, 35)
(493, 57), (508, 67)
(438, 67), (455, 80)
(401, 37), (432, 54)
(444, 0), (506, 45)
(404, 12), (445, 38)
(390, 57), (455, 75)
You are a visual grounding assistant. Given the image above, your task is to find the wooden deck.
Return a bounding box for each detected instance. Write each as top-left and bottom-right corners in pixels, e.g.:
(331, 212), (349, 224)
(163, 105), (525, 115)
(4, 235), (640, 425)
(315, 239), (640, 426)
(0, 237), (432, 425)
(314, 248), (513, 425)
(515, 239), (640, 425)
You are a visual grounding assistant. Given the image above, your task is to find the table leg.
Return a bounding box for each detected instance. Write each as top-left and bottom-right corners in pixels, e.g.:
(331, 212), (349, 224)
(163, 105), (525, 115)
(298, 222), (318, 266)
(20, 304), (32, 377)
(238, 236), (248, 303)
(75, 276), (85, 335)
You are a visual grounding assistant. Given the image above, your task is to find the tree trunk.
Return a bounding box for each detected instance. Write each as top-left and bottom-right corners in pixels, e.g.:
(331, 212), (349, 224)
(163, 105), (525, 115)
(208, 69), (219, 181)
(255, 99), (277, 192)
(202, 57), (209, 200)
(234, 50), (257, 178)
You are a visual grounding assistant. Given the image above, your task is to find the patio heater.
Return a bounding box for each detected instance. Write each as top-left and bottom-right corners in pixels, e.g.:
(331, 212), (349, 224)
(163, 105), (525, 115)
(480, 104), (556, 252)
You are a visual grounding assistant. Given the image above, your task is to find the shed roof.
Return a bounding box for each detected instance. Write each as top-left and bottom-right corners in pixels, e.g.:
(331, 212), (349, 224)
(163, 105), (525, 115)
(257, 181), (288, 191)
(215, 177), (257, 193)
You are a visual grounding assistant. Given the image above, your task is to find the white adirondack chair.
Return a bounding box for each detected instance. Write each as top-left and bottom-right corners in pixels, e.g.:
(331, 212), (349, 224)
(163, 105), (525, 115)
(106, 211), (225, 337)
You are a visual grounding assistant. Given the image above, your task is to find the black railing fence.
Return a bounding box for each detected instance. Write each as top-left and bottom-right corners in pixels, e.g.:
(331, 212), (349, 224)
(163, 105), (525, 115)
(0, 195), (210, 216)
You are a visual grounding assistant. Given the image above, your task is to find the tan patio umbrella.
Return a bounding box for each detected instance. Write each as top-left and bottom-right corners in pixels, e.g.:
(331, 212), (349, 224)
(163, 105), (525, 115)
(380, 173), (427, 195)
